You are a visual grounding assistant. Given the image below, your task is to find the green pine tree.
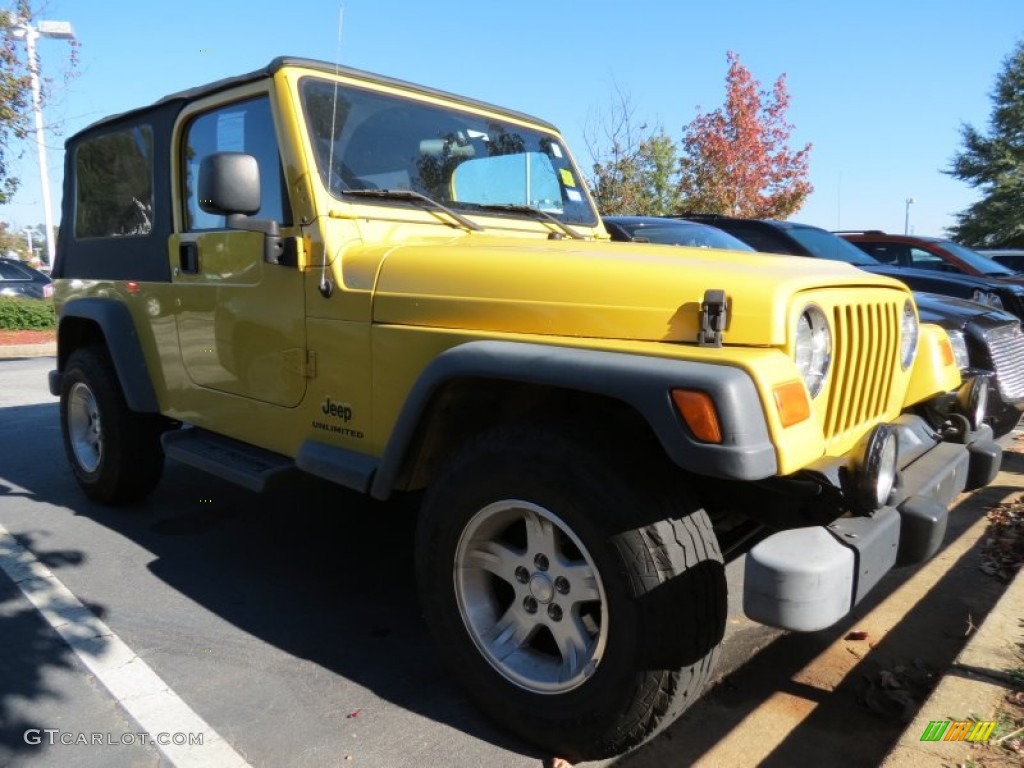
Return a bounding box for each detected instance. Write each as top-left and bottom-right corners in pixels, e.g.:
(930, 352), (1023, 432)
(947, 39), (1024, 247)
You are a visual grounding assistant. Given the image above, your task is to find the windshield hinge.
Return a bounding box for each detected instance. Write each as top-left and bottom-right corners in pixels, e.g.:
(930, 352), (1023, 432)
(698, 289), (728, 347)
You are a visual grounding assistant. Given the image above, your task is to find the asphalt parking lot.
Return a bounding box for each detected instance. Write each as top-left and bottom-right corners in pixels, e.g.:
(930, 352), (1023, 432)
(1, 355), (1018, 767)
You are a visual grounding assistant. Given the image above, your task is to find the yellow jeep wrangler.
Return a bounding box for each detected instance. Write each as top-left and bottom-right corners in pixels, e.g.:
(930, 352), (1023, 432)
(49, 57), (1001, 759)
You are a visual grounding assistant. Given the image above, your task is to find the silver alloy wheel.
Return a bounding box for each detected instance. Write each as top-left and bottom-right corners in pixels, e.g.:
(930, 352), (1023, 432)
(454, 500), (609, 694)
(68, 381), (103, 473)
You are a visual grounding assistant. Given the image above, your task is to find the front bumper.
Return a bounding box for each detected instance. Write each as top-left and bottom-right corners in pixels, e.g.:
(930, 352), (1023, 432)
(744, 414), (1000, 632)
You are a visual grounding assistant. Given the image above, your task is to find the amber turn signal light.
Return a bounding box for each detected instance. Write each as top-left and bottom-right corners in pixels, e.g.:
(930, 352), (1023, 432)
(938, 336), (955, 367)
(671, 389), (722, 444)
(773, 380), (811, 427)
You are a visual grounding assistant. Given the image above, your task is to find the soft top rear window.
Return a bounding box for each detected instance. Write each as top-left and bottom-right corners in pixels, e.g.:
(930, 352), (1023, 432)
(74, 126), (154, 239)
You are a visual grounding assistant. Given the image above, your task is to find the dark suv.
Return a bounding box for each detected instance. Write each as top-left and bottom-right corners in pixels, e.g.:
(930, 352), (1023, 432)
(0, 257), (53, 300)
(660, 215), (1024, 437)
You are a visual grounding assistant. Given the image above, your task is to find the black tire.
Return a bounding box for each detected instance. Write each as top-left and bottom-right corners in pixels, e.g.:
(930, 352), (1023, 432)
(988, 401), (1022, 439)
(416, 425), (727, 760)
(59, 346), (166, 504)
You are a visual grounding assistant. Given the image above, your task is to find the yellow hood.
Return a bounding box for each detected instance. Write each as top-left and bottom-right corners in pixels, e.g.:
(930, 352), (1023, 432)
(367, 237), (910, 345)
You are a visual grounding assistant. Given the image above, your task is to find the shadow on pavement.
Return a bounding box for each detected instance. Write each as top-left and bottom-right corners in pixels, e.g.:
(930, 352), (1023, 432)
(3, 397), (1017, 766)
(0, 531), (102, 763)
(611, 478), (1014, 767)
(0, 402), (540, 760)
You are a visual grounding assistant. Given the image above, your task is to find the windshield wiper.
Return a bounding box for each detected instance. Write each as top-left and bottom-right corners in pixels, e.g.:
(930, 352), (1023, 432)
(343, 188), (484, 233)
(470, 203), (585, 240)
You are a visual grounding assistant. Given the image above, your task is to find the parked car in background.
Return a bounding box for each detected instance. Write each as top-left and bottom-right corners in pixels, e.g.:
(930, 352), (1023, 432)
(606, 216), (1024, 437)
(678, 215), (1024, 318)
(913, 293), (1024, 438)
(602, 215), (755, 251)
(0, 257), (53, 299)
(839, 231), (1024, 282)
(979, 249), (1024, 273)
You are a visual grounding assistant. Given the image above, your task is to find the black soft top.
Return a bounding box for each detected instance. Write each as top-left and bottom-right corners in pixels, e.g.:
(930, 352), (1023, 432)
(69, 56), (557, 144)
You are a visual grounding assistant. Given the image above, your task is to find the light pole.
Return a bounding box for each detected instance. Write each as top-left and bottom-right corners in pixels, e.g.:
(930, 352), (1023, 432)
(8, 18), (75, 267)
(904, 197), (916, 235)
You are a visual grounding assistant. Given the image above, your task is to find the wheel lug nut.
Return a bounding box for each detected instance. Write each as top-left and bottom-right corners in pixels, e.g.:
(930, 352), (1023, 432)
(555, 577), (570, 594)
(547, 604), (563, 622)
(523, 596), (538, 614)
(514, 566), (530, 584)
(534, 553), (549, 571)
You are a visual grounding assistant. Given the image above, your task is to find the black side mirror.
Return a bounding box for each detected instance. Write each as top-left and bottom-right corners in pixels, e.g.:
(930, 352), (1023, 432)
(198, 153), (261, 215)
(195, 152), (295, 267)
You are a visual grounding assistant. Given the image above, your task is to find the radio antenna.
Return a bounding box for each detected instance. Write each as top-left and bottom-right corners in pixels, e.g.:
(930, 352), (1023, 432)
(320, 4), (344, 298)
(326, 5), (343, 193)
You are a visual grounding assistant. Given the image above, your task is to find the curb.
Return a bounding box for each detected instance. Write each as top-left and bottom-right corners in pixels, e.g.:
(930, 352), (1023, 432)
(0, 341), (56, 359)
(882, 563), (1024, 765)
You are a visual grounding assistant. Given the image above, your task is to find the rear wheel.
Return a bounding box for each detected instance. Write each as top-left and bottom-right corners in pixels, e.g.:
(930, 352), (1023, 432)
(60, 347), (166, 504)
(416, 425), (726, 760)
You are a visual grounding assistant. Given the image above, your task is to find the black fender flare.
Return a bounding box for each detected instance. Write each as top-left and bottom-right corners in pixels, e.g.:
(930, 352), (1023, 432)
(50, 298), (160, 413)
(370, 340), (778, 499)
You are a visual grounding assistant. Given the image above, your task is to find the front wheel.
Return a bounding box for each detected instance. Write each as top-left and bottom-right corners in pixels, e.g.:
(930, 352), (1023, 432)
(59, 347), (167, 504)
(416, 426), (727, 760)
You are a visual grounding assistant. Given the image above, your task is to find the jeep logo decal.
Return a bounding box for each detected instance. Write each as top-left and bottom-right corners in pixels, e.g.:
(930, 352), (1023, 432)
(321, 398), (353, 422)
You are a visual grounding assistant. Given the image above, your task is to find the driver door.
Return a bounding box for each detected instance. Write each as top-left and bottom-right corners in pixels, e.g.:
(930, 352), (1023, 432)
(171, 92), (307, 408)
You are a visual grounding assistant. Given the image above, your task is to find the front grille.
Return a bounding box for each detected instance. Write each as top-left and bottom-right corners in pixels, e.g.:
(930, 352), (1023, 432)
(987, 323), (1024, 399)
(823, 300), (901, 440)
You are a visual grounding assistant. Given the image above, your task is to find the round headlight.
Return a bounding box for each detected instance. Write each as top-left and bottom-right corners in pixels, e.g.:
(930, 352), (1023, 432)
(946, 330), (970, 371)
(901, 299), (918, 370)
(795, 305), (831, 398)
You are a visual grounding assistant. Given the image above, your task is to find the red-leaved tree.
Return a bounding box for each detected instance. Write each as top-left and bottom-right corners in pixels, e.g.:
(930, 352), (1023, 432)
(678, 51), (812, 218)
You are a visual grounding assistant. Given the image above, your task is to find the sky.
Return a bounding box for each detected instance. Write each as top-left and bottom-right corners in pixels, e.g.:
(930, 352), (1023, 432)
(2, 0), (1022, 242)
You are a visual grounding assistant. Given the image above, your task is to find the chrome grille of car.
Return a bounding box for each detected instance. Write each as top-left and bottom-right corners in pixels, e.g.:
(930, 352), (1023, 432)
(823, 300), (901, 440)
(987, 323), (1024, 399)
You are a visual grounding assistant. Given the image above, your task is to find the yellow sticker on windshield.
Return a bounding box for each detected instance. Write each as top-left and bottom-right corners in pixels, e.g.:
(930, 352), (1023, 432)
(559, 169), (576, 187)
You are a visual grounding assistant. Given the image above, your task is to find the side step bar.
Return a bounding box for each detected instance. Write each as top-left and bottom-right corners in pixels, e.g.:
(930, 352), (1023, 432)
(161, 428), (298, 492)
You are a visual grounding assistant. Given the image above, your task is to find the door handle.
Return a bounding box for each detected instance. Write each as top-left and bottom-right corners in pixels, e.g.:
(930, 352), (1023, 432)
(179, 242), (199, 274)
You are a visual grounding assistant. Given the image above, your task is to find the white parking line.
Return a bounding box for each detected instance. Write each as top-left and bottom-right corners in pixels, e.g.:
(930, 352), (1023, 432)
(0, 523), (253, 768)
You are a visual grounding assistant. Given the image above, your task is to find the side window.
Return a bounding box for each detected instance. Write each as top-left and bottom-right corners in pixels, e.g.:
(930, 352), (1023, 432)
(0, 262), (32, 280)
(909, 247), (945, 271)
(725, 225), (796, 254)
(858, 243), (899, 264)
(74, 126), (154, 238)
(182, 96), (289, 231)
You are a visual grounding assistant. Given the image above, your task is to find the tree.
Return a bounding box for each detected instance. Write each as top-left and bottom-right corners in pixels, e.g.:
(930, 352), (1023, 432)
(677, 51), (812, 218)
(0, 1), (33, 206)
(0, 220), (24, 257)
(0, 2), (78, 209)
(946, 40), (1024, 248)
(585, 88), (683, 215)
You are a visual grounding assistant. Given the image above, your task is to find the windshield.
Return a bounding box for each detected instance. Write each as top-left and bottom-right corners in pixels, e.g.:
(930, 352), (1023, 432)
(784, 225), (879, 265)
(939, 240), (1016, 276)
(610, 220), (754, 251)
(300, 78), (597, 226)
